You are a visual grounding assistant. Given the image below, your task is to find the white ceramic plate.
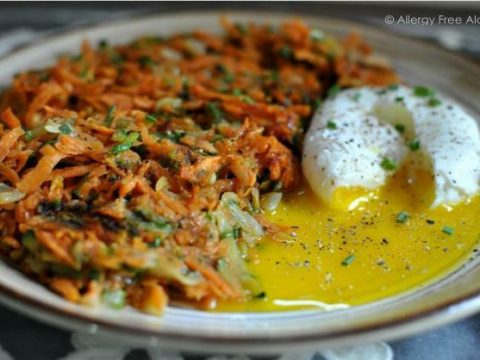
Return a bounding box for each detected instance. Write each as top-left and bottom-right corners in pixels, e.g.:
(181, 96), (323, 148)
(1, 11), (480, 355)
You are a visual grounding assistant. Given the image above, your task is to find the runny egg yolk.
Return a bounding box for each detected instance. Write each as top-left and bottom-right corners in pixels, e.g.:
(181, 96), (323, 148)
(217, 162), (480, 312)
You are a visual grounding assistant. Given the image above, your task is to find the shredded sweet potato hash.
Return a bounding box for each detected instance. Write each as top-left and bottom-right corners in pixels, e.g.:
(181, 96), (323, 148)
(0, 19), (397, 314)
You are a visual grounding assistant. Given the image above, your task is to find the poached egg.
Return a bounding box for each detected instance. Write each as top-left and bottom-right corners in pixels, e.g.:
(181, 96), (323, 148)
(302, 85), (480, 209)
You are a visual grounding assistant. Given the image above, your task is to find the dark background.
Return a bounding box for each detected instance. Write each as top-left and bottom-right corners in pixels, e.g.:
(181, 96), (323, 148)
(0, 2), (479, 359)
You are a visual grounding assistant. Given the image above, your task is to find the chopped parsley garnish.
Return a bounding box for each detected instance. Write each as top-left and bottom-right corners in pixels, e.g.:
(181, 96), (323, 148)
(409, 139), (420, 151)
(104, 105), (116, 126)
(327, 84), (341, 98)
(413, 86), (435, 97)
(394, 124), (405, 133)
(144, 114), (157, 123)
(395, 96), (404, 103)
(206, 102), (224, 123)
(380, 157), (397, 171)
(428, 98), (442, 107)
(396, 211), (409, 223)
(442, 226), (454, 235)
(341, 254), (356, 266)
(327, 120), (337, 129)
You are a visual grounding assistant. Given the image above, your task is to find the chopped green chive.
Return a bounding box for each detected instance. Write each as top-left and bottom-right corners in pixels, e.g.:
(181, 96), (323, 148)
(111, 129), (128, 142)
(395, 96), (404, 103)
(99, 39), (109, 49)
(254, 291), (267, 299)
(222, 71), (235, 84)
(311, 98), (322, 111)
(104, 105), (116, 126)
(413, 86), (435, 97)
(231, 89), (255, 104)
(278, 45), (294, 60)
(102, 289), (126, 309)
(265, 69), (279, 83)
(206, 102), (224, 123)
(442, 226), (454, 235)
(394, 124), (405, 133)
(88, 268), (101, 281)
(59, 123), (73, 135)
(111, 143), (132, 155)
(145, 114), (157, 123)
(138, 56), (155, 67)
(21, 229), (36, 249)
(70, 54), (83, 62)
(111, 131), (139, 155)
(160, 130), (185, 143)
(110, 52), (124, 66)
(341, 254), (356, 267)
(409, 139), (420, 151)
(148, 237), (163, 248)
(310, 29), (325, 42)
(380, 157), (397, 171)
(211, 133), (225, 143)
(235, 23), (248, 35)
(125, 131), (140, 143)
(221, 227), (241, 240)
(240, 95), (255, 104)
(327, 120), (337, 129)
(428, 98), (442, 107)
(327, 84), (341, 97)
(396, 211), (409, 223)
(24, 130), (34, 142)
(79, 66), (89, 79)
(388, 84), (399, 91)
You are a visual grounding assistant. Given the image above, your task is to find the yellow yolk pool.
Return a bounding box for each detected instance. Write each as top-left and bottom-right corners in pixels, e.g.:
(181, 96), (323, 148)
(217, 165), (480, 312)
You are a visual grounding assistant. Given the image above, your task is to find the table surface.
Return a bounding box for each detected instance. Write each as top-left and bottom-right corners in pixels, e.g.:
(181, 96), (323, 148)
(0, 2), (479, 360)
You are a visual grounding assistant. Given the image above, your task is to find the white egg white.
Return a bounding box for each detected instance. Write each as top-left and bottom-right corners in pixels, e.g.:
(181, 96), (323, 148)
(303, 85), (480, 207)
